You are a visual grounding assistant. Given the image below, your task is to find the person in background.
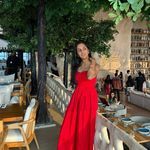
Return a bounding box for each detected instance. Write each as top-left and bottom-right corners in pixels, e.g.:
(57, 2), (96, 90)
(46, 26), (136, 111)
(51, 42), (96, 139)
(125, 70), (130, 83)
(126, 75), (135, 87)
(47, 56), (59, 76)
(125, 70), (131, 94)
(108, 91), (118, 105)
(135, 71), (145, 91)
(104, 74), (112, 100)
(119, 72), (123, 91)
(126, 75), (135, 95)
(112, 73), (122, 101)
(142, 74), (147, 93)
(115, 70), (119, 76)
(6, 52), (20, 80)
(51, 58), (59, 76)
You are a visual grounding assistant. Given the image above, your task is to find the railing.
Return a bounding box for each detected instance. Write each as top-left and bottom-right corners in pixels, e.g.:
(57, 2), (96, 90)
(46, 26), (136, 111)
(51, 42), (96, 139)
(46, 73), (71, 114)
(94, 114), (146, 150)
(46, 74), (146, 150)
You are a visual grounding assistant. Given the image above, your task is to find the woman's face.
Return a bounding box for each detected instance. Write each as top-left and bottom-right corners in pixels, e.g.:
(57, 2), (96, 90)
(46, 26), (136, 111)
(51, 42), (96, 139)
(111, 93), (115, 97)
(76, 43), (89, 60)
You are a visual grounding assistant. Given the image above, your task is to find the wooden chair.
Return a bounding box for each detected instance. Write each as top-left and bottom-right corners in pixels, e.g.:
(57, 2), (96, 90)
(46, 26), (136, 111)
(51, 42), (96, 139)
(0, 120), (4, 149)
(4, 98), (40, 150)
(24, 78), (32, 105)
(0, 120), (7, 150)
(11, 83), (25, 105)
(24, 78), (37, 106)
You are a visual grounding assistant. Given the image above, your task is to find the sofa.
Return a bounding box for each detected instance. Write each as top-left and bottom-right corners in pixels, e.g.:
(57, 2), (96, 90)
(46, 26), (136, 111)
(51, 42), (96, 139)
(128, 90), (150, 111)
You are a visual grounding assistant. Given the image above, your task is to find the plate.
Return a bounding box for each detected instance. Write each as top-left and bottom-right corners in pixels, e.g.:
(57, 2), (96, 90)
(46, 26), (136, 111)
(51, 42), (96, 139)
(145, 125), (150, 130)
(104, 107), (114, 112)
(137, 128), (150, 135)
(142, 123), (150, 127)
(121, 117), (132, 123)
(0, 104), (7, 108)
(98, 103), (106, 107)
(130, 116), (150, 124)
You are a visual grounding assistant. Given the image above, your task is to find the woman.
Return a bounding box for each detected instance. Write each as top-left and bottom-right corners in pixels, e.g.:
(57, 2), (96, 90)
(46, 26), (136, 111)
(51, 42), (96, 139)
(104, 74), (112, 100)
(108, 91), (118, 105)
(57, 41), (100, 150)
(119, 72), (123, 91)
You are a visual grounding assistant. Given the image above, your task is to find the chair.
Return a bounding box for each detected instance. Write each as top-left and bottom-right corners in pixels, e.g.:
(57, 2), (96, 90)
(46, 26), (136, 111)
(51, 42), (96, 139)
(4, 98), (40, 150)
(10, 96), (19, 104)
(24, 78), (32, 105)
(11, 83), (24, 105)
(17, 68), (22, 81)
(0, 120), (4, 149)
(24, 79), (37, 106)
(0, 120), (7, 150)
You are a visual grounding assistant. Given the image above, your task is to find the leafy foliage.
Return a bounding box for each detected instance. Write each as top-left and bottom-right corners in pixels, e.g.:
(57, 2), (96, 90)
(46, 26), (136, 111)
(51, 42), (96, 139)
(46, 12), (117, 55)
(45, 1), (116, 55)
(108, 0), (150, 24)
(0, 0), (38, 51)
(0, 0), (116, 55)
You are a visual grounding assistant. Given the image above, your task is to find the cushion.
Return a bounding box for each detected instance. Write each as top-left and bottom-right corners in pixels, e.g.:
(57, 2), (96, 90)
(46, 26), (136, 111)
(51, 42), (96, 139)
(0, 85), (14, 104)
(5, 129), (23, 142)
(0, 74), (15, 83)
(131, 90), (143, 95)
(10, 96), (19, 104)
(23, 98), (36, 132)
(146, 93), (150, 98)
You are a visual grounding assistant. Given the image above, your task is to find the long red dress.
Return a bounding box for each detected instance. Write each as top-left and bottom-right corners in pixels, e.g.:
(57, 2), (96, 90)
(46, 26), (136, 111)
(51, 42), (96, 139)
(57, 71), (98, 150)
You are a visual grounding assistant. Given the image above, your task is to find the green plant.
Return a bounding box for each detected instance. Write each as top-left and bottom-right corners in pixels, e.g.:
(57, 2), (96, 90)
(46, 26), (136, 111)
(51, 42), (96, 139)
(108, 0), (150, 24)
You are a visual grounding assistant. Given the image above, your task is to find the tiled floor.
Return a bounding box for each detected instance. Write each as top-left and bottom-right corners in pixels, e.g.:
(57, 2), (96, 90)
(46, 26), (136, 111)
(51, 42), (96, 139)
(120, 91), (150, 117)
(10, 91), (150, 150)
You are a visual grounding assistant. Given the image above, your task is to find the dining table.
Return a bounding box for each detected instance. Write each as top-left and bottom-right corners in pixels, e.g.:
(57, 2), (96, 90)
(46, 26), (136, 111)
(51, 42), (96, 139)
(98, 105), (150, 144)
(0, 103), (24, 123)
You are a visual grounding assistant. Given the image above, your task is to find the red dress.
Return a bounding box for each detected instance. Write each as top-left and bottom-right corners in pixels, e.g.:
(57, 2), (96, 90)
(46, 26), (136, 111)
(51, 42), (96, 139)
(57, 71), (98, 150)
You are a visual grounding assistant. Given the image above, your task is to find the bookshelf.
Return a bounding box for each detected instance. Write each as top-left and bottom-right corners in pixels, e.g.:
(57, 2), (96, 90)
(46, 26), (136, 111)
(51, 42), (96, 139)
(130, 28), (150, 79)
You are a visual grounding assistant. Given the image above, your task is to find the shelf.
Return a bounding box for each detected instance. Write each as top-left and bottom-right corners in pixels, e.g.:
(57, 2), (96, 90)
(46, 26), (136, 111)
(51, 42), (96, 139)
(131, 47), (150, 49)
(131, 32), (150, 35)
(130, 60), (150, 63)
(130, 54), (150, 55)
(131, 28), (150, 79)
(131, 40), (150, 42)
(131, 68), (149, 69)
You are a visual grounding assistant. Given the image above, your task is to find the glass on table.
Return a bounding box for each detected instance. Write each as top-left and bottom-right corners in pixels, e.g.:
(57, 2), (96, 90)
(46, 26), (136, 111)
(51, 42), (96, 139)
(129, 130), (135, 138)
(129, 123), (137, 138)
(113, 119), (119, 125)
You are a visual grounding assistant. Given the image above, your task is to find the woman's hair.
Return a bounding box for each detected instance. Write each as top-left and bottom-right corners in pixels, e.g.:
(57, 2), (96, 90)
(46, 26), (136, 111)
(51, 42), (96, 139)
(70, 40), (92, 87)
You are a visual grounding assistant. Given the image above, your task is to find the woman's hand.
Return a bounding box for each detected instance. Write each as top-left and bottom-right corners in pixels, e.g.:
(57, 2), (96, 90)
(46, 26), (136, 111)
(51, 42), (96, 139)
(89, 58), (96, 68)
(87, 58), (100, 79)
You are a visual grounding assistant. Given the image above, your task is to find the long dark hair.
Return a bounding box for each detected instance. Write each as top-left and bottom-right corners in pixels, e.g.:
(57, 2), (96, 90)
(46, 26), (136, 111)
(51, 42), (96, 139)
(70, 40), (92, 87)
(75, 40), (92, 68)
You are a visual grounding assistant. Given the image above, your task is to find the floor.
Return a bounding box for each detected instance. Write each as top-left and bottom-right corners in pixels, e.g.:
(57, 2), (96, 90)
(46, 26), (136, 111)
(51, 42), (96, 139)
(121, 91), (150, 117)
(10, 91), (150, 150)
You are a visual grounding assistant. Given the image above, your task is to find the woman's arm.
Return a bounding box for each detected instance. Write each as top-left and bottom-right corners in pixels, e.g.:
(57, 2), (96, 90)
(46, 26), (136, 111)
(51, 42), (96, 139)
(87, 58), (100, 79)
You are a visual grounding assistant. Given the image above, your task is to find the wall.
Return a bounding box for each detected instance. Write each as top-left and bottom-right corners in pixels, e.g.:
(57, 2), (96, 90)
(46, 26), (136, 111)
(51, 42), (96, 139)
(93, 10), (149, 80)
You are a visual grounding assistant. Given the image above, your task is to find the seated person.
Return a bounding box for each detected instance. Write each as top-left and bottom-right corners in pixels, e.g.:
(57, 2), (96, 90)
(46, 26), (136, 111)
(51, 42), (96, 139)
(108, 91), (118, 105)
